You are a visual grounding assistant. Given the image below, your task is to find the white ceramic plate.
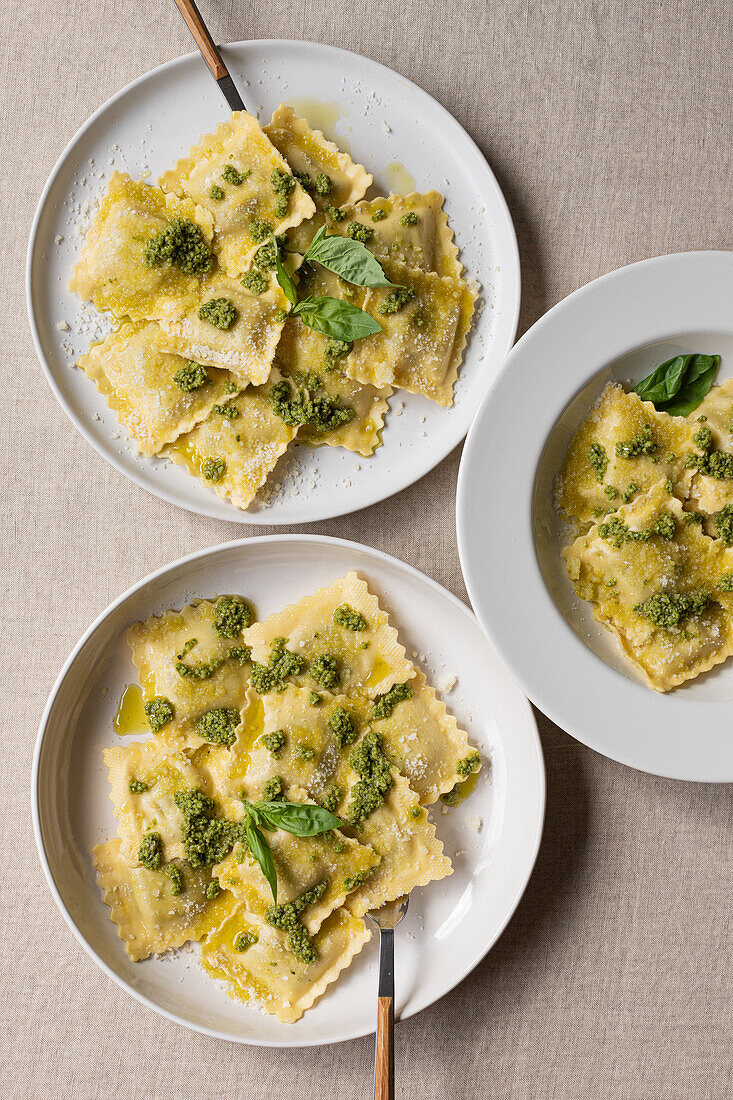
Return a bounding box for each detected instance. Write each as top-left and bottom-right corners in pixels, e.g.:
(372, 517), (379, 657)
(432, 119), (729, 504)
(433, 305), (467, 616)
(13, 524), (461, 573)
(26, 40), (520, 525)
(32, 536), (544, 1046)
(457, 251), (733, 782)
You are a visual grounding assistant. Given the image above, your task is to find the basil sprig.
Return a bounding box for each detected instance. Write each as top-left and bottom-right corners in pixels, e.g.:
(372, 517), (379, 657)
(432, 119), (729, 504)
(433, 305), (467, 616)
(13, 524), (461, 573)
(304, 226), (395, 288)
(241, 798), (344, 903)
(633, 353), (720, 417)
(270, 232), (383, 341)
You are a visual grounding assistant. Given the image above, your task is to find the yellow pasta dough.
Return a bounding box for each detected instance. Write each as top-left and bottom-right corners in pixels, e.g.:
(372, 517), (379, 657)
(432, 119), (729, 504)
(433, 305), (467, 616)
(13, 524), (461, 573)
(334, 192), (462, 279)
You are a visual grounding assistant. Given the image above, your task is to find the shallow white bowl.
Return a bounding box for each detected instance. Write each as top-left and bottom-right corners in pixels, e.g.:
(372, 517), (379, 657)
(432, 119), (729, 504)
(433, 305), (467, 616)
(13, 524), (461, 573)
(26, 40), (520, 524)
(457, 251), (733, 782)
(32, 536), (544, 1046)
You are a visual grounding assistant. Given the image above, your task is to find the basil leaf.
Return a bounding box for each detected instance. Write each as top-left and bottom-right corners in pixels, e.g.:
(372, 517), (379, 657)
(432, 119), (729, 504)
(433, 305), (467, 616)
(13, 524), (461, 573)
(244, 813), (277, 903)
(634, 353), (720, 417)
(305, 227), (394, 288)
(292, 296), (382, 340)
(270, 233), (298, 306)
(256, 800), (344, 836)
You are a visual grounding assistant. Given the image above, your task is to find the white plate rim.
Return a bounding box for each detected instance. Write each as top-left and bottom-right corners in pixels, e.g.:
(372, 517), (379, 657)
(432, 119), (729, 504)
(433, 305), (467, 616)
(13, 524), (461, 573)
(456, 250), (733, 783)
(32, 533), (545, 1046)
(25, 39), (521, 526)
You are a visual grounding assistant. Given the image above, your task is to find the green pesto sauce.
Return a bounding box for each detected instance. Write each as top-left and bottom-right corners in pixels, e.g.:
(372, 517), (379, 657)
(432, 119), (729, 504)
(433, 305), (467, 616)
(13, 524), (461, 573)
(693, 425), (713, 450)
(686, 449), (733, 480)
(269, 379), (355, 434)
(206, 878), (222, 900)
(137, 831), (163, 871)
(665, 479), (675, 495)
(262, 776), (284, 802)
(164, 863), (184, 896)
(685, 511), (704, 525)
(346, 730), (393, 825)
(260, 729), (285, 758)
(128, 778), (149, 794)
(174, 638), (224, 680)
(174, 788), (245, 868)
(598, 512), (675, 548)
(196, 707), (240, 746)
(265, 879), (328, 964)
(588, 442), (608, 483)
(719, 573), (733, 592)
(226, 645), (251, 666)
(213, 403), (239, 420)
(399, 212), (419, 226)
(324, 338), (352, 364)
(198, 298), (237, 330)
(379, 285), (416, 315)
(634, 591), (710, 628)
(310, 653), (340, 690)
(615, 426), (657, 459)
(222, 165), (250, 186)
(319, 785), (342, 813)
(344, 869), (371, 891)
(250, 219), (274, 243)
(333, 603), (367, 631)
(234, 929), (259, 951)
(252, 235), (287, 272)
(295, 170), (332, 196)
(329, 705), (356, 747)
(208, 184), (225, 202)
(604, 485), (618, 500)
(250, 637), (306, 693)
(271, 168), (296, 217)
(325, 205), (348, 222)
(308, 691), (321, 706)
(214, 594), (253, 638)
(144, 218), (213, 276)
(224, 380), (239, 394)
(371, 208), (387, 222)
(241, 270), (268, 295)
(294, 744), (315, 761)
(712, 505), (733, 546)
(456, 751), (481, 779)
(173, 361), (210, 392)
(346, 222), (374, 243)
(201, 456), (227, 482)
(145, 696), (175, 732)
(621, 481), (640, 503)
(409, 805), (422, 819)
(371, 681), (413, 720)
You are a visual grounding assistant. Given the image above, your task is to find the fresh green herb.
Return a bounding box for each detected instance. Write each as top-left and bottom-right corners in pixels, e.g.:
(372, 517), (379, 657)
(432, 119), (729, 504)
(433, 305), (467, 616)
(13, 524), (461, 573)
(633, 353), (720, 417)
(145, 696), (174, 732)
(246, 799), (343, 838)
(333, 603), (367, 631)
(213, 594), (253, 638)
(269, 232), (298, 306)
(144, 218), (213, 276)
(372, 681), (413, 720)
(290, 296), (382, 340)
(196, 707), (240, 746)
(304, 226), (393, 288)
(198, 298), (237, 330)
(173, 361), (210, 392)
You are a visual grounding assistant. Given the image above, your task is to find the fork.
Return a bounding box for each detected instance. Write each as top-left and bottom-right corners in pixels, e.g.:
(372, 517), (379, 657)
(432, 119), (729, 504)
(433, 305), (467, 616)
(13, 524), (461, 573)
(367, 896), (410, 1100)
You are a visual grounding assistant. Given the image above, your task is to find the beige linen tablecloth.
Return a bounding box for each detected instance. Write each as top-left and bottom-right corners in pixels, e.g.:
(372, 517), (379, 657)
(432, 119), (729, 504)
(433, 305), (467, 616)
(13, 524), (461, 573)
(1, 1), (731, 1096)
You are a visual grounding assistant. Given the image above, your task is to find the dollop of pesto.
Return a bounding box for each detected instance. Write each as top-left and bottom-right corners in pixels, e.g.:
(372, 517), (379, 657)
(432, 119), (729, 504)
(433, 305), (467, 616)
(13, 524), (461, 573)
(198, 298), (237, 330)
(319, 785), (342, 813)
(693, 425), (713, 450)
(346, 222), (374, 243)
(163, 863), (184, 896)
(371, 208), (387, 222)
(686, 449), (733, 480)
(252, 235), (287, 271)
(604, 485), (618, 500)
(261, 776), (284, 802)
(615, 426), (657, 459)
(409, 805), (422, 819)
(241, 270), (268, 295)
(269, 379), (355, 433)
(145, 696), (174, 732)
(271, 168), (296, 217)
(174, 788), (245, 868)
(173, 360), (210, 392)
(265, 879), (328, 964)
(226, 645), (251, 665)
(144, 218), (214, 276)
(250, 218), (274, 242)
(213, 403), (239, 420)
(208, 184), (225, 202)
(213, 594), (253, 638)
(634, 591), (710, 628)
(260, 729), (285, 758)
(344, 869), (371, 891)
(310, 653), (340, 690)
(295, 171), (332, 196)
(719, 573), (733, 592)
(308, 691), (321, 706)
(333, 603), (367, 631)
(201, 456), (227, 483)
(324, 338), (352, 365)
(174, 639), (224, 681)
(665, 479), (675, 495)
(685, 510), (704, 525)
(456, 751), (481, 779)
(250, 637), (306, 693)
(196, 707), (240, 746)
(294, 744), (315, 761)
(206, 878), (222, 900)
(712, 505), (733, 545)
(597, 513), (675, 548)
(128, 778), (149, 794)
(329, 706), (356, 747)
(371, 681), (413, 720)
(379, 285), (416, 315)
(137, 831), (163, 871)
(346, 730), (393, 825)
(621, 481), (640, 503)
(399, 212), (419, 226)
(234, 929), (258, 951)
(325, 205), (348, 222)
(222, 165), (250, 186)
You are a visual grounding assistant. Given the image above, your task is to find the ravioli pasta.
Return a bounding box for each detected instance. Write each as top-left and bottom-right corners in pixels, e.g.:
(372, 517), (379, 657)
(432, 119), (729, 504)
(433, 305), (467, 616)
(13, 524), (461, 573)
(69, 105), (478, 510)
(95, 573), (482, 1020)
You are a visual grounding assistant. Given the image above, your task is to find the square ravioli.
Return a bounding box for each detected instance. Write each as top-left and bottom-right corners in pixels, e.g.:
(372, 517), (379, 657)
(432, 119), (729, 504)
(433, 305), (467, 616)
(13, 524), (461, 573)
(128, 596), (252, 749)
(272, 318), (392, 456)
(78, 321), (237, 456)
(563, 482), (733, 690)
(681, 379), (733, 526)
(242, 571), (415, 698)
(556, 382), (699, 527)
(199, 899), (370, 1023)
(161, 383), (296, 510)
(332, 191), (462, 279)
(159, 111), (315, 277)
(69, 172), (214, 322)
(94, 838), (229, 960)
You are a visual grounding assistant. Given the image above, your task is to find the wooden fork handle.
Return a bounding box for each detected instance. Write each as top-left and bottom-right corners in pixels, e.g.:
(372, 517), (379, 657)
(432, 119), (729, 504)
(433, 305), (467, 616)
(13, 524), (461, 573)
(172, 0), (228, 80)
(375, 995), (394, 1100)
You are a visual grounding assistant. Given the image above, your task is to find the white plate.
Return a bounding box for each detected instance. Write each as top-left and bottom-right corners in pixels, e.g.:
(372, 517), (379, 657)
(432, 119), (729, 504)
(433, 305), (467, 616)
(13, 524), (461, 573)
(32, 536), (544, 1046)
(26, 40), (520, 525)
(457, 251), (733, 782)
